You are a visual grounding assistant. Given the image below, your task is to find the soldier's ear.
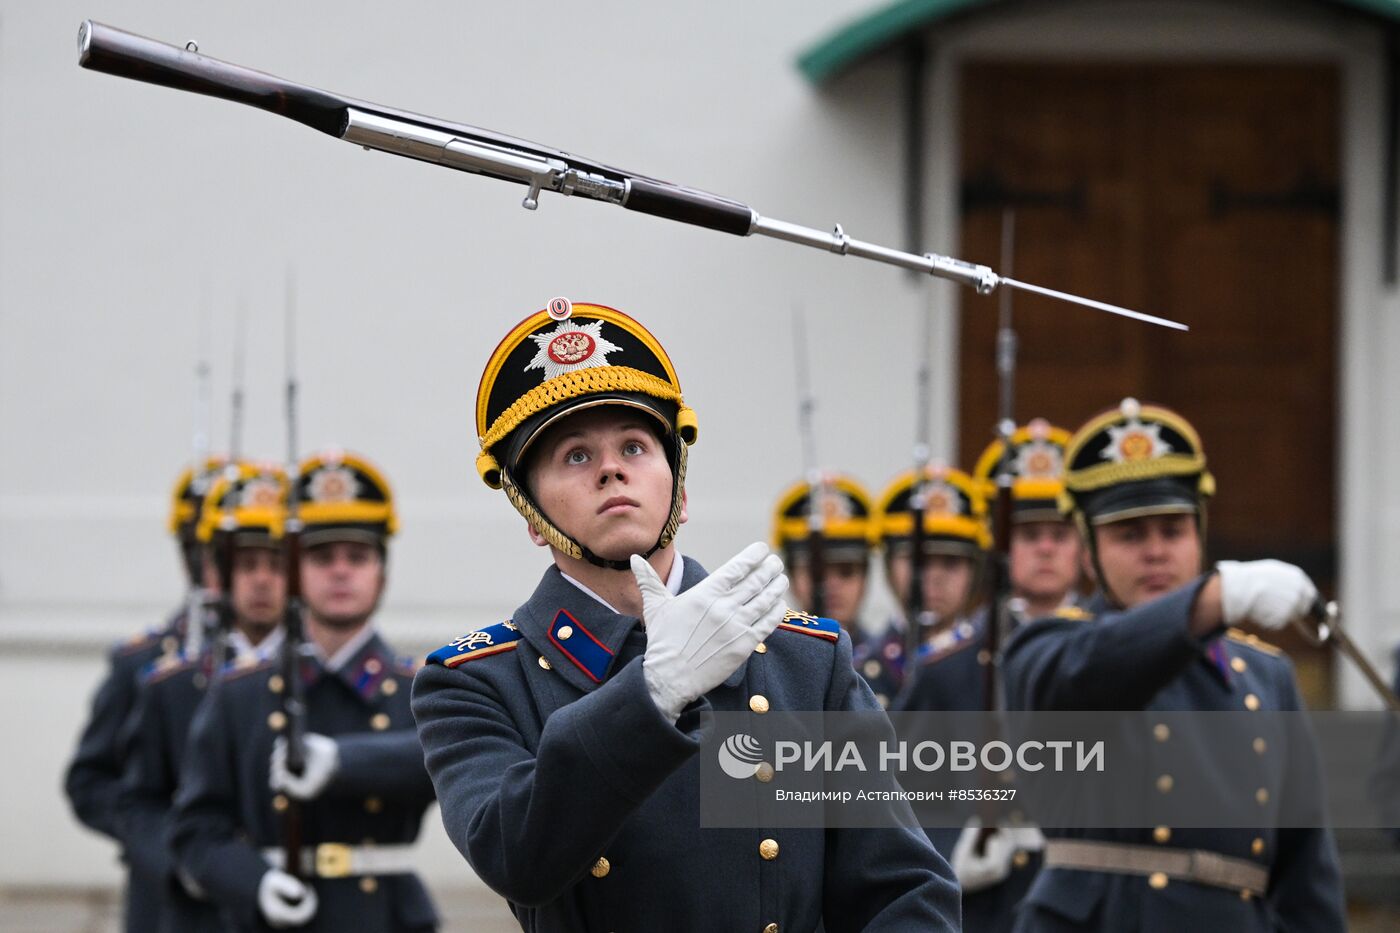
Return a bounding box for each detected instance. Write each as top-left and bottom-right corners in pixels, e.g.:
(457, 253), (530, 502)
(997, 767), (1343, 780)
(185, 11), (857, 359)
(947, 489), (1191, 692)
(678, 488), (688, 526)
(526, 520), (550, 548)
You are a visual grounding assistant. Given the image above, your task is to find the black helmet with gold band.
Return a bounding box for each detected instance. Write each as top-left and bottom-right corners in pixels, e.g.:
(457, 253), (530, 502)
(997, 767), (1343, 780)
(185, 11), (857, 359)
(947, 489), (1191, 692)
(196, 461), (289, 548)
(475, 299), (697, 571)
(771, 475), (873, 564)
(973, 418), (1072, 525)
(169, 455), (229, 539)
(1059, 397), (1214, 530)
(875, 465), (991, 559)
(294, 449), (398, 549)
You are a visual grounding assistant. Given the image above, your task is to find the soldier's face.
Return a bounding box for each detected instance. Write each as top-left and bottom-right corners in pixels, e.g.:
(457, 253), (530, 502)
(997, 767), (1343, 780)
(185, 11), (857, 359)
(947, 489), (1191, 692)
(231, 546), (287, 635)
(301, 541), (386, 627)
(1091, 513), (1201, 608)
(525, 407), (684, 563)
(1010, 521), (1082, 604)
(887, 552), (976, 621)
(789, 559), (868, 627)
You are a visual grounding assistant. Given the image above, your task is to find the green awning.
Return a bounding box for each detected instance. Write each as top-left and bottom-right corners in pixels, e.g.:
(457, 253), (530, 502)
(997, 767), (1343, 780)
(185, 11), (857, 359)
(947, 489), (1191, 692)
(798, 0), (1400, 85)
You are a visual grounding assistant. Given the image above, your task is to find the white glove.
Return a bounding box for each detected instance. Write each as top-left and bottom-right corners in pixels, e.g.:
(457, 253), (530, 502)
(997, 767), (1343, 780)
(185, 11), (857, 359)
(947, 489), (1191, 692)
(270, 733), (339, 800)
(1217, 559), (1317, 630)
(257, 869), (318, 928)
(951, 821), (1017, 893)
(634, 543), (788, 721)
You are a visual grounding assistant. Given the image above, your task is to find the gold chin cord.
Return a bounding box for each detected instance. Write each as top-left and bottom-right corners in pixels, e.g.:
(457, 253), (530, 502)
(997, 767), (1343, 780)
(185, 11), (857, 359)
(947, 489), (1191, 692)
(1292, 601), (1400, 712)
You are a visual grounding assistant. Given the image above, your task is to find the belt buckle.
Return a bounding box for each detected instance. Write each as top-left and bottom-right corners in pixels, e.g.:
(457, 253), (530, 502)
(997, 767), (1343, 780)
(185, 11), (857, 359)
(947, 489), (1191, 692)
(316, 843), (353, 879)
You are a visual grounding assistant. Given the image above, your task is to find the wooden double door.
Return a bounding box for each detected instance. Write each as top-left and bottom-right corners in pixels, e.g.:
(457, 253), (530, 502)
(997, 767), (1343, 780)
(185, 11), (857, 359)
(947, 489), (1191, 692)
(956, 62), (1339, 700)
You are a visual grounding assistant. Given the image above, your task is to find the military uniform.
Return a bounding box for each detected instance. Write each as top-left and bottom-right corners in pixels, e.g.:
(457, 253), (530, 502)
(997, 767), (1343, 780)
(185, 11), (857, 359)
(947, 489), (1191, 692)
(1001, 400), (1345, 932)
(413, 559), (960, 931)
(66, 612), (185, 929)
(414, 300), (959, 932)
(170, 451), (439, 932)
(1004, 591), (1344, 931)
(65, 457), (222, 933)
(851, 620), (909, 708)
(171, 637), (433, 932)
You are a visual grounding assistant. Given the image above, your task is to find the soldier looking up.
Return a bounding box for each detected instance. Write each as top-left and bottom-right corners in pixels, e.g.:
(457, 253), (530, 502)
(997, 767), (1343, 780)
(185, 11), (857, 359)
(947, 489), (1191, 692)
(413, 300), (960, 932)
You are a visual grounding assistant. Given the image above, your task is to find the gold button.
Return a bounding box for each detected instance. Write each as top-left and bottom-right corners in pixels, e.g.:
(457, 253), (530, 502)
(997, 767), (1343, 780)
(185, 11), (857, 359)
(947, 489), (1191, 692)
(268, 675), (285, 694)
(763, 925), (779, 933)
(1153, 723), (1170, 742)
(538, 655), (553, 670)
(1240, 889), (1254, 902)
(759, 838), (780, 860)
(1231, 657), (1247, 673)
(1153, 826), (1172, 844)
(749, 695), (770, 714)
(754, 643), (768, 654)
(863, 660), (881, 678)
(365, 658), (382, 674)
(359, 876), (378, 894)
(1157, 774), (1174, 794)
(1256, 787), (1270, 806)
(381, 679), (398, 696)
(162, 636), (179, 653)
(1252, 837), (1265, 856)
(1253, 737), (1268, 755)
(1244, 693), (1260, 711)
(875, 694), (890, 708)
(1012, 851), (1030, 869)
(370, 713), (391, 731)
(591, 857), (610, 878)
(977, 649), (991, 666)
(364, 796), (383, 814)
(267, 711), (287, 731)
(272, 794), (289, 812)
(755, 762), (775, 783)
(557, 625), (574, 641)
(1149, 872), (1169, 890)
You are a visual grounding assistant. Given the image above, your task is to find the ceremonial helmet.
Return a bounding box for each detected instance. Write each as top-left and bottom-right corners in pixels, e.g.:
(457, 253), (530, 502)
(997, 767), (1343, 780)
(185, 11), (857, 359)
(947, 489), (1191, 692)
(972, 418), (1073, 525)
(874, 465), (991, 559)
(169, 455), (229, 581)
(1059, 397), (1214, 533)
(169, 456), (229, 537)
(196, 461), (289, 548)
(293, 450), (398, 549)
(475, 298), (696, 570)
(771, 474), (874, 564)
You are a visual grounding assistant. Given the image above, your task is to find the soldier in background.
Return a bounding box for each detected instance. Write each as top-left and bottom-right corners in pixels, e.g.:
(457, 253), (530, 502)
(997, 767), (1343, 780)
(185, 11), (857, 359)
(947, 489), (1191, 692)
(1003, 399), (1345, 931)
(874, 464), (991, 669)
(119, 462), (290, 931)
(893, 420), (1081, 931)
(172, 451), (438, 932)
(64, 456), (223, 933)
(771, 474), (902, 703)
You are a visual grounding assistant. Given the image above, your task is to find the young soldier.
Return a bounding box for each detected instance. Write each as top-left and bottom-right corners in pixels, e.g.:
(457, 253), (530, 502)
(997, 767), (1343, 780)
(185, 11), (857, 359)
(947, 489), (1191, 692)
(413, 301), (959, 932)
(172, 451), (438, 932)
(892, 420), (1081, 931)
(1003, 399), (1345, 931)
(120, 462), (290, 932)
(771, 474), (900, 699)
(64, 456), (223, 933)
(875, 464), (991, 666)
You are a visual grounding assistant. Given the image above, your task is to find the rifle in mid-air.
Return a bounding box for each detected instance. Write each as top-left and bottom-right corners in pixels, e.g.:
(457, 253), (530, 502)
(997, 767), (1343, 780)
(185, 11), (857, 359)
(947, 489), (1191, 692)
(76, 20), (1185, 332)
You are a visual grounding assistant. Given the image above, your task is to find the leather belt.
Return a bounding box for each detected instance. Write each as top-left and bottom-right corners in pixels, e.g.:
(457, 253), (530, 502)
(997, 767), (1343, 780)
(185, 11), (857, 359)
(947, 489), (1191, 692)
(1044, 839), (1268, 896)
(261, 843), (418, 878)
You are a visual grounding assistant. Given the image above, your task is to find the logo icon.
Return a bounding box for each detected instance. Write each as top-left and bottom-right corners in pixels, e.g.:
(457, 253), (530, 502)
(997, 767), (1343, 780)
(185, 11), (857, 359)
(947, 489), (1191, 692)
(717, 733), (766, 780)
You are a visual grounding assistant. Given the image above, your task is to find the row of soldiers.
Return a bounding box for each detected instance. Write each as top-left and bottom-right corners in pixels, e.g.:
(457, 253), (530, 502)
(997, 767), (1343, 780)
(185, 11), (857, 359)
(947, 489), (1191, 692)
(65, 453), (439, 931)
(769, 401), (1347, 930)
(66, 299), (1349, 931)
